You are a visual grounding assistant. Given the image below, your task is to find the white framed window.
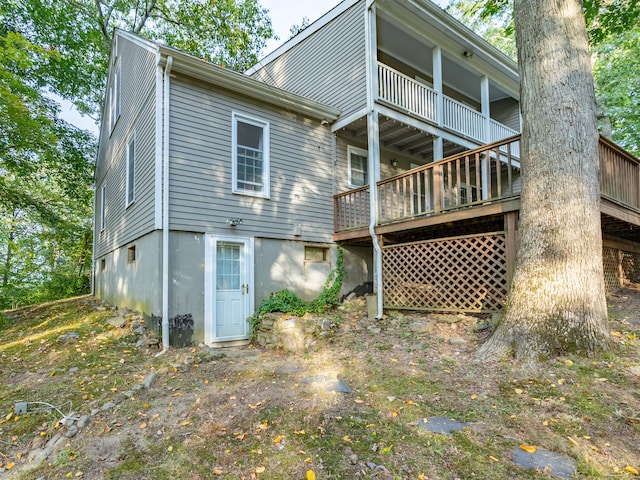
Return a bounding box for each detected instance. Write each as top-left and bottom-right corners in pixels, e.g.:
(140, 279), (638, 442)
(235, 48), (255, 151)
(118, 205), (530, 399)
(109, 60), (121, 134)
(100, 184), (106, 231)
(232, 112), (270, 198)
(348, 145), (368, 187)
(126, 135), (135, 207)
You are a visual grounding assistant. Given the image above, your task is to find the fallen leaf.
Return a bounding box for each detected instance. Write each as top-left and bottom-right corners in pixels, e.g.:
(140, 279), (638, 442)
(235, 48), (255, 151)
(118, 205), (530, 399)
(470, 394), (478, 400)
(514, 388), (524, 395)
(180, 421), (191, 426)
(306, 469), (316, 480)
(273, 435), (284, 443)
(139, 422), (147, 429)
(625, 466), (639, 475)
(417, 475), (428, 480)
(212, 468), (223, 475)
(342, 435), (351, 443)
(489, 455), (500, 463)
(167, 446), (173, 452)
(255, 466), (265, 474)
(520, 445), (538, 453)
(564, 359), (574, 366)
(304, 457), (312, 463)
(354, 399), (364, 404)
(567, 436), (579, 447)
(6, 462), (15, 470)
(293, 430), (305, 435)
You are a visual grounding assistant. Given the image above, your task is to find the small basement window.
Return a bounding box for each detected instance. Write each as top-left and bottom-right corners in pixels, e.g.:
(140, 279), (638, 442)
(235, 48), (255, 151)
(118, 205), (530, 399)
(305, 246), (329, 263)
(101, 259), (106, 271)
(127, 245), (136, 264)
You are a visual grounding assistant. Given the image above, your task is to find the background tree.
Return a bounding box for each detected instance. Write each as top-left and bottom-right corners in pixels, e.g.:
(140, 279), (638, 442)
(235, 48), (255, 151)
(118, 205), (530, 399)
(476, 0), (611, 360)
(1, 1), (274, 308)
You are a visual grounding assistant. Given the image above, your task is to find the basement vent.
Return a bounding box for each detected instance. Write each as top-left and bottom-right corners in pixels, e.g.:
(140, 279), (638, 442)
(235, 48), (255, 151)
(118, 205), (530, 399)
(127, 245), (136, 264)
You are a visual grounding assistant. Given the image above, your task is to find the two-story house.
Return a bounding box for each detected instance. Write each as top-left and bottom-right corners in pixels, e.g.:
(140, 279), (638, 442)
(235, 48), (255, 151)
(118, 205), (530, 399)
(93, 0), (640, 349)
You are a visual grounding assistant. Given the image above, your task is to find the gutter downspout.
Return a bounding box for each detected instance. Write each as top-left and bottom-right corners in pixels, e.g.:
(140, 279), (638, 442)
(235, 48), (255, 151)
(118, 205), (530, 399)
(162, 55), (173, 351)
(365, 0), (383, 319)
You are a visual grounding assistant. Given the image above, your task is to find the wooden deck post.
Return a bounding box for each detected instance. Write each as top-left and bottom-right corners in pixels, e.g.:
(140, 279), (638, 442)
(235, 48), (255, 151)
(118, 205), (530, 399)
(505, 211), (518, 289)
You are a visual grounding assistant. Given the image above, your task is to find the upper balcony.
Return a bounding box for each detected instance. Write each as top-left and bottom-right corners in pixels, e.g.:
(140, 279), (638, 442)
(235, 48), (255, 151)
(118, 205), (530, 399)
(334, 135), (640, 243)
(377, 62), (519, 150)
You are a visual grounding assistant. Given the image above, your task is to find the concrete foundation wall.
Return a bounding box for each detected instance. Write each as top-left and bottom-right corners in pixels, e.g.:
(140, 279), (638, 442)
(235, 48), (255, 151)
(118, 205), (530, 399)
(255, 238), (337, 303)
(341, 245), (373, 295)
(94, 231), (162, 321)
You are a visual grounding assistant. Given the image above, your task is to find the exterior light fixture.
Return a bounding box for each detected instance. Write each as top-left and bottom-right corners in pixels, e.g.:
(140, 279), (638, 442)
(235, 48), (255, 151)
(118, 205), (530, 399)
(225, 218), (243, 227)
(390, 158), (398, 168)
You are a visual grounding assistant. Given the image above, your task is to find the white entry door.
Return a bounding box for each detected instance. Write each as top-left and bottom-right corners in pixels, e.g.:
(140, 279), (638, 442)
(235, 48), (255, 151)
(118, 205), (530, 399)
(205, 236), (253, 343)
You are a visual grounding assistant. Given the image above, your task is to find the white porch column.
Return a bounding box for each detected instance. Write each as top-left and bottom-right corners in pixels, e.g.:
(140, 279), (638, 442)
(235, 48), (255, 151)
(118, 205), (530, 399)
(433, 46), (443, 127)
(433, 137), (443, 161)
(481, 75), (491, 142)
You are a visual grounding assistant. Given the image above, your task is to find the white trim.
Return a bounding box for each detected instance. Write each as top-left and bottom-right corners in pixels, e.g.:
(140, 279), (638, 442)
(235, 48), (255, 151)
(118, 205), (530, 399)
(115, 29), (159, 53)
(125, 133), (136, 208)
(245, 0), (360, 75)
(347, 145), (369, 188)
(232, 112), (270, 199)
(100, 184), (106, 232)
(204, 235), (254, 344)
(109, 59), (121, 135)
(162, 56), (173, 350)
(331, 107), (368, 133)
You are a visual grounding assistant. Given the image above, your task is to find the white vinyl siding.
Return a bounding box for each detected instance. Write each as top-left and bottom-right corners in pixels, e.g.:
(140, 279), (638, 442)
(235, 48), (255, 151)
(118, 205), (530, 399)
(232, 113), (270, 198)
(249, 1), (367, 118)
(126, 135), (135, 207)
(348, 145), (368, 187)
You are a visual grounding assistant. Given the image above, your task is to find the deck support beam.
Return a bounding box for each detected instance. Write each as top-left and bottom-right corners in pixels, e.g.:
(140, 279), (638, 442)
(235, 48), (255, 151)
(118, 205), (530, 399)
(504, 211), (518, 290)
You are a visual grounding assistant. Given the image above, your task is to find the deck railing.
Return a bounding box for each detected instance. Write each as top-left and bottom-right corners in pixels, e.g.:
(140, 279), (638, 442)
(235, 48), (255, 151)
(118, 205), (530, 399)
(376, 62), (519, 144)
(334, 136), (640, 233)
(377, 62), (437, 124)
(378, 136), (521, 224)
(599, 136), (640, 209)
(334, 185), (370, 232)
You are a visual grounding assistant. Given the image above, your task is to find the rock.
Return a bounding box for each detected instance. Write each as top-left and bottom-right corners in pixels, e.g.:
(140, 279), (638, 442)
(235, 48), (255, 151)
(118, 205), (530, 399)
(133, 327), (145, 335)
(418, 417), (471, 436)
(124, 390), (135, 398)
(107, 317), (127, 328)
(628, 365), (640, 377)
(64, 426), (79, 438)
(77, 415), (90, 429)
(143, 373), (158, 389)
(90, 408), (100, 416)
(349, 454), (359, 465)
(132, 383), (144, 391)
(409, 321), (435, 333)
(512, 446), (576, 479)
(27, 448), (46, 464)
(95, 306), (107, 311)
(113, 397), (126, 405)
(345, 292), (357, 301)
(449, 337), (467, 345)
(136, 339), (145, 347)
(68, 366), (79, 374)
(101, 401), (115, 411)
(131, 320), (142, 328)
(58, 332), (80, 342)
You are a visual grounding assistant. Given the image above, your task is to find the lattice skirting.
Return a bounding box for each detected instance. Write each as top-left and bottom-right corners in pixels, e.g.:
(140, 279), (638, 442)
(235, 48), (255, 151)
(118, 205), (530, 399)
(603, 247), (640, 291)
(382, 233), (508, 313)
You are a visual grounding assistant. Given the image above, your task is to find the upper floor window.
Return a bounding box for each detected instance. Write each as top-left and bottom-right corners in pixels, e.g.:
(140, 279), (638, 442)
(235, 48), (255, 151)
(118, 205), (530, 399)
(126, 136), (135, 207)
(348, 146), (368, 187)
(100, 184), (106, 231)
(109, 60), (121, 133)
(232, 113), (270, 198)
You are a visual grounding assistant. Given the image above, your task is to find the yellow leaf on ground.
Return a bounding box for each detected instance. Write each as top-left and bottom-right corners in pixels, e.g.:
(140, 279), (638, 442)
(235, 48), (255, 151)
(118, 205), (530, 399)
(564, 359), (574, 366)
(255, 466), (266, 473)
(514, 388), (523, 394)
(212, 469), (223, 475)
(354, 399), (364, 404)
(625, 466), (639, 475)
(293, 430), (305, 435)
(167, 446), (173, 452)
(273, 435), (284, 443)
(489, 455), (500, 463)
(342, 435), (351, 443)
(567, 436), (579, 447)
(520, 445), (538, 453)
(6, 463), (15, 470)
(418, 475), (428, 480)
(139, 422), (147, 429)
(306, 470), (316, 480)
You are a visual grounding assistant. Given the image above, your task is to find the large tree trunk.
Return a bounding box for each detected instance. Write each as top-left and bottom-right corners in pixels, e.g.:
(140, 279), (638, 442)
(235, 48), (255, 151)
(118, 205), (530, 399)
(478, 0), (611, 361)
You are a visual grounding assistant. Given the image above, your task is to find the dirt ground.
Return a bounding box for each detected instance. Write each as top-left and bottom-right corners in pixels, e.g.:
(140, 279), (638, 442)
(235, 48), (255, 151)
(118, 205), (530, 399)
(2, 286), (640, 479)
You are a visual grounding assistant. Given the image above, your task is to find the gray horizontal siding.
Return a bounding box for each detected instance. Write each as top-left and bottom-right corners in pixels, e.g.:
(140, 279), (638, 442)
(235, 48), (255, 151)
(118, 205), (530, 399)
(168, 77), (335, 243)
(250, 0), (367, 118)
(94, 35), (158, 258)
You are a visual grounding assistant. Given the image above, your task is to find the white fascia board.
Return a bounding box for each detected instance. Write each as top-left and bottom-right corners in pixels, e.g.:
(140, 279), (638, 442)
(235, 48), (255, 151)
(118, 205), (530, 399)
(159, 47), (341, 122)
(245, 0), (361, 75)
(115, 28), (160, 53)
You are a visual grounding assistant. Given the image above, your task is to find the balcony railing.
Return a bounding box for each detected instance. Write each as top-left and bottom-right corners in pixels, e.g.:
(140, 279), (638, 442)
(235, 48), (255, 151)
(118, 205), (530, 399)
(377, 62), (519, 144)
(334, 135), (640, 233)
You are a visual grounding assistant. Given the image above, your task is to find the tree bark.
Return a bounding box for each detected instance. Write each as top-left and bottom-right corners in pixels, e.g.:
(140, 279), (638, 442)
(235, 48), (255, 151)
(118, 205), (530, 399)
(478, 0), (611, 361)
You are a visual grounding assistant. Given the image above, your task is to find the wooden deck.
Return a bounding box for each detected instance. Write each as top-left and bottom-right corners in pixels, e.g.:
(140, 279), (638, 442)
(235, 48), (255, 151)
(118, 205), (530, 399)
(334, 135), (640, 244)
